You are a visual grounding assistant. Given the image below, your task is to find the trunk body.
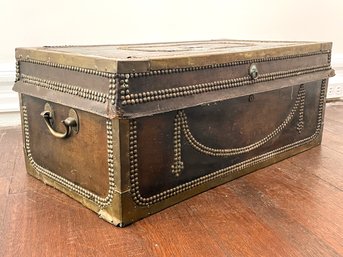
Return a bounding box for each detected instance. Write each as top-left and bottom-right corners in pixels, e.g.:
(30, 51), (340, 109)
(13, 40), (334, 226)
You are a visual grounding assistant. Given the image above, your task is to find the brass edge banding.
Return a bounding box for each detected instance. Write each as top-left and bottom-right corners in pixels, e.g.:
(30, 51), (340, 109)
(120, 64), (331, 106)
(22, 107), (115, 208)
(129, 80), (327, 206)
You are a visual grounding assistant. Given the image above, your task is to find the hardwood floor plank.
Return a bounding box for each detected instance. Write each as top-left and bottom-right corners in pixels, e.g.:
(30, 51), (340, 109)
(185, 187), (303, 257)
(322, 130), (343, 155)
(287, 147), (343, 190)
(0, 177), (10, 234)
(231, 174), (342, 257)
(0, 128), (21, 178)
(135, 203), (228, 257)
(325, 103), (343, 123)
(1, 190), (113, 257)
(242, 162), (343, 255)
(323, 117), (343, 136)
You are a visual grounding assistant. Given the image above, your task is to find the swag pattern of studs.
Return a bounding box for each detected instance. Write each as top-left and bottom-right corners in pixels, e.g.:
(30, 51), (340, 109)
(171, 84), (306, 176)
(129, 80), (329, 207)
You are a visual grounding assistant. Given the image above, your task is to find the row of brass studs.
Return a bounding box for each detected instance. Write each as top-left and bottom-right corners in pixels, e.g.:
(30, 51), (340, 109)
(22, 106), (116, 208)
(129, 51), (331, 78)
(129, 120), (141, 204)
(15, 51), (330, 107)
(119, 74), (130, 106)
(15, 61), (20, 82)
(121, 65), (330, 106)
(171, 84), (305, 158)
(104, 120), (116, 207)
(16, 59), (117, 105)
(129, 80), (326, 206)
(319, 80), (327, 129)
(108, 78), (117, 105)
(16, 51), (330, 80)
(17, 58), (116, 78)
(21, 74), (108, 103)
(297, 85), (306, 134)
(171, 112), (184, 176)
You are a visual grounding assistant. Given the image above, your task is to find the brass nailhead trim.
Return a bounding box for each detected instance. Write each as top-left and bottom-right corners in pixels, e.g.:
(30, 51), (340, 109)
(22, 106), (115, 208)
(120, 64), (330, 106)
(171, 114), (184, 176)
(21, 74), (109, 103)
(129, 80), (327, 206)
(119, 74), (130, 106)
(119, 51), (330, 106)
(15, 51), (330, 107)
(15, 61), (20, 82)
(297, 85), (306, 133)
(109, 78), (117, 105)
(17, 58), (116, 78)
(16, 58), (117, 105)
(171, 84), (306, 159)
(129, 51), (331, 78)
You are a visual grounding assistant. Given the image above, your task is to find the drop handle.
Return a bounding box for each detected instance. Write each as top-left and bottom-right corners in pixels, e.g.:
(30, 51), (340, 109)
(40, 108), (79, 139)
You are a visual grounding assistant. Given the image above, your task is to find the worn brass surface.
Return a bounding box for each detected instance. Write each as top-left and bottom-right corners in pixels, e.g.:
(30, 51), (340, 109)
(15, 40), (332, 73)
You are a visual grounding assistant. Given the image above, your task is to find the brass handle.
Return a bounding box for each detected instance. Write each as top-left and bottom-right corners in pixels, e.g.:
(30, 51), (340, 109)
(40, 103), (79, 139)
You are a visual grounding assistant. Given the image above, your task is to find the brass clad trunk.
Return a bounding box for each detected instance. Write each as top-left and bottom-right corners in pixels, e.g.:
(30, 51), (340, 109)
(13, 40), (335, 226)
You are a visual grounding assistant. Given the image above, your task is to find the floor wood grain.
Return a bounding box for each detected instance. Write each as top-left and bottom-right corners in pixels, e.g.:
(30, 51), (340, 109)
(0, 102), (343, 257)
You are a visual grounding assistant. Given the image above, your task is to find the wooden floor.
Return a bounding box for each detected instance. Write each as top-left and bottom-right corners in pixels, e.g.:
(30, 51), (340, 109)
(0, 102), (343, 257)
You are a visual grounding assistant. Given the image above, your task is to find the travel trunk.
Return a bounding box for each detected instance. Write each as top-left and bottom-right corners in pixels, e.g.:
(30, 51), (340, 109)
(13, 40), (334, 226)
